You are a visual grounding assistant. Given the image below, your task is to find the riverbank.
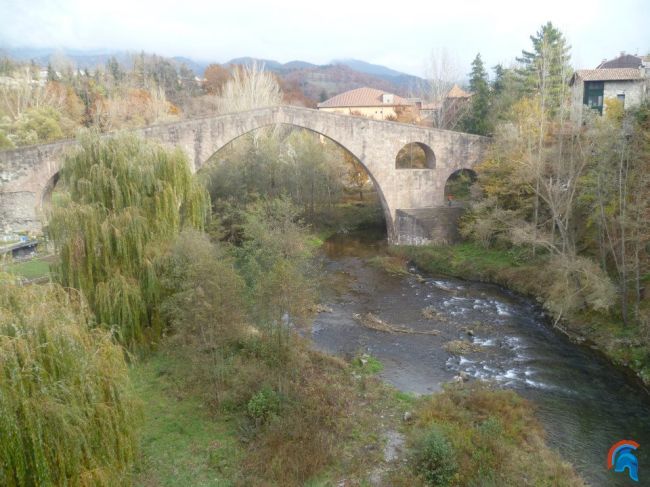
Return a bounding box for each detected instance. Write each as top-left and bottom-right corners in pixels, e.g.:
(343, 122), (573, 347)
(128, 229), (586, 486)
(390, 243), (650, 389)
(131, 341), (584, 486)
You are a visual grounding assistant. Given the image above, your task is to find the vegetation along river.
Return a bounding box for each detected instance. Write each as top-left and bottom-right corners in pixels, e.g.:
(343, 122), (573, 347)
(312, 230), (650, 486)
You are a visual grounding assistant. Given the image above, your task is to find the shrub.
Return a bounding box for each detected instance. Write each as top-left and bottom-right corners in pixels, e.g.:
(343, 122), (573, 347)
(160, 229), (246, 344)
(0, 278), (141, 486)
(410, 426), (458, 487)
(247, 387), (282, 423)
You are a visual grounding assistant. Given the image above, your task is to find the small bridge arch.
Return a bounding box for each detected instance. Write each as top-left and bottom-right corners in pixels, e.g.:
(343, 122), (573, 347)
(0, 106), (489, 244)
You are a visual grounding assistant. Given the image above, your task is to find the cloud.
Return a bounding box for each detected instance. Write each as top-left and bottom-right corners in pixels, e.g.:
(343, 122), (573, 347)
(1, 0), (647, 75)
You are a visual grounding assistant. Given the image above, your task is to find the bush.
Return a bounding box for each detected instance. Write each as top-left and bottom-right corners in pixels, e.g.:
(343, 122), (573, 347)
(0, 278), (141, 486)
(410, 426), (458, 486)
(160, 229), (246, 344)
(247, 387), (282, 422)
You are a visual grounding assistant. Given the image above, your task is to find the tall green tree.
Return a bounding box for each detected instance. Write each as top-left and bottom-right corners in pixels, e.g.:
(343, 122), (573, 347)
(462, 53), (491, 135)
(488, 64), (521, 125)
(49, 133), (210, 345)
(516, 21), (572, 113)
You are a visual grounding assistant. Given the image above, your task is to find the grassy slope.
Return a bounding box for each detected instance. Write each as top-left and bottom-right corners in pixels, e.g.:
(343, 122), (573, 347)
(124, 207), (586, 485)
(3, 258), (52, 279)
(127, 234), (585, 485)
(131, 346), (582, 486)
(130, 352), (242, 487)
(129, 345), (407, 486)
(390, 243), (650, 387)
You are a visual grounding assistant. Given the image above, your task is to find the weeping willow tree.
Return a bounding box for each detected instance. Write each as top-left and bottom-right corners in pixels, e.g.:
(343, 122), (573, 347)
(48, 132), (209, 345)
(0, 277), (141, 486)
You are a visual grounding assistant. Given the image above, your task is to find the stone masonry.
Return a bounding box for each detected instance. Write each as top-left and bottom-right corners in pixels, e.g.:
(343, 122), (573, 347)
(0, 105), (489, 244)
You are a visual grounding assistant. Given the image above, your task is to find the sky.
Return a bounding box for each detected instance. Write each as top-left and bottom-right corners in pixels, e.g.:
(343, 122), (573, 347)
(1, 0), (648, 77)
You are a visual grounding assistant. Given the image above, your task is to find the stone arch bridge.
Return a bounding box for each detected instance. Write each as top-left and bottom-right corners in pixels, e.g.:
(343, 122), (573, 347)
(0, 105), (488, 244)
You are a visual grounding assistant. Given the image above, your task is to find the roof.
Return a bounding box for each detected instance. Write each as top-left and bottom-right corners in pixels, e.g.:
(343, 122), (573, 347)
(572, 68), (644, 83)
(596, 54), (643, 69)
(317, 87), (411, 108)
(447, 84), (472, 98)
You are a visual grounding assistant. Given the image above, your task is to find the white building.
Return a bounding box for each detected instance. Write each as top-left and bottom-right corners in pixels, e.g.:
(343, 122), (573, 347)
(570, 53), (649, 118)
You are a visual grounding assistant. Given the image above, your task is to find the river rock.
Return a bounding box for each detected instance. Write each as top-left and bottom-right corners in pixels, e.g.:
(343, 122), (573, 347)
(403, 411), (413, 422)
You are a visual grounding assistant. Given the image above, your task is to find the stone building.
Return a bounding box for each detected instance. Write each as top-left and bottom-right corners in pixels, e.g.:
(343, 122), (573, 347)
(316, 87), (415, 120)
(570, 52), (649, 118)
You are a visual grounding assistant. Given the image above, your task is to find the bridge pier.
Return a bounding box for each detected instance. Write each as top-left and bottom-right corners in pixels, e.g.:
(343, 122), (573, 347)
(395, 207), (466, 245)
(0, 191), (40, 235)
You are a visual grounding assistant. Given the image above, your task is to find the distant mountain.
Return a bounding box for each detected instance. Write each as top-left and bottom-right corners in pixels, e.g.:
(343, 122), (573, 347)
(226, 57), (321, 73)
(332, 58), (422, 93)
(2, 47), (424, 103)
(2, 47), (207, 73)
(172, 56), (210, 76)
(283, 60), (319, 70)
(222, 56), (422, 98)
(331, 58), (406, 78)
(226, 57), (285, 72)
(3, 47), (126, 69)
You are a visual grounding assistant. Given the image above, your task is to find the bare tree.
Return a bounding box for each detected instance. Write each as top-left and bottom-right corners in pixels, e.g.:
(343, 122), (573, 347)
(420, 48), (464, 129)
(0, 68), (63, 120)
(217, 61), (282, 114)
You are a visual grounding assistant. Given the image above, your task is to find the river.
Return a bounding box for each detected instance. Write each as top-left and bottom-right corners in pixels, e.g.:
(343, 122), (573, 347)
(311, 230), (650, 486)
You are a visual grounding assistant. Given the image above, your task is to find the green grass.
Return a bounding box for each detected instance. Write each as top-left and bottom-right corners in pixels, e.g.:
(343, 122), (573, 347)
(4, 258), (52, 279)
(352, 353), (384, 375)
(391, 242), (532, 281)
(130, 352), (242, 487)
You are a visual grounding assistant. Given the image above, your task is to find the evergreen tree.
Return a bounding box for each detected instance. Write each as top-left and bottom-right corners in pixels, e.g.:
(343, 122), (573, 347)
(516, 21), (572, 113)
(492, 64), (506, 95)
(46, 62), (58, 82)
(462, 53), (491, 135)
(107, 56), (123, 82)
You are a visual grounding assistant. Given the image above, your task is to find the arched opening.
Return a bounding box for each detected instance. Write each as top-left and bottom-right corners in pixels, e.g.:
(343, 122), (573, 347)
(41, 173), (60, 208)
(444, 169), (477, 206)
(197, 124), (389, 242)
(395, 142), (435, 169)
(39, 172), (67, 227)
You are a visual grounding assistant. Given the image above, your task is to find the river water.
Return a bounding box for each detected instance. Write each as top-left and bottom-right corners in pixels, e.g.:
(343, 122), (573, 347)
(311, 231), (650, 486)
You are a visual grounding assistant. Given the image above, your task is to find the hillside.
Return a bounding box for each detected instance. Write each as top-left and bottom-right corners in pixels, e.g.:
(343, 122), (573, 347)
(2, 48), (424, 104)
(226, 56), (422, 99)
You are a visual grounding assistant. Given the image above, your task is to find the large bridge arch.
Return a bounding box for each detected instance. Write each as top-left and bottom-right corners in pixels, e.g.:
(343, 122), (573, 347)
(194, 120), (396, 236)
(0, 106), (489, 244)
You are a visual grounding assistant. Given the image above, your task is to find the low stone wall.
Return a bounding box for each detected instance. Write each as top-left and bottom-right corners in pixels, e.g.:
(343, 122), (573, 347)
(395, 207), (465, 245)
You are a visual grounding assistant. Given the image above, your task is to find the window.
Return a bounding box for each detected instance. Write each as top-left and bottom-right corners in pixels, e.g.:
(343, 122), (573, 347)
(583, 81), (604, 114)
(617, 93), (625, 107)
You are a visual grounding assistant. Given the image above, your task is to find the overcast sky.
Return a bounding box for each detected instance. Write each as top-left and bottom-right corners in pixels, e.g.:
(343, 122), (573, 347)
(1, 0), (648, 76)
